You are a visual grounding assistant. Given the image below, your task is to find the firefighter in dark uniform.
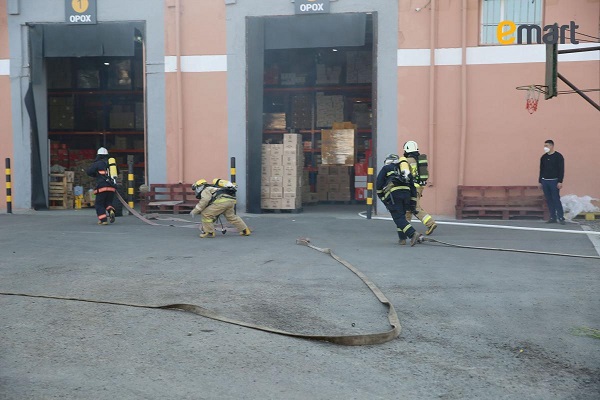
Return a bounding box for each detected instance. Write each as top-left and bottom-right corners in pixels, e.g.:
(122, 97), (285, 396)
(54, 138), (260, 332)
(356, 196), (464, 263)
(86, 147), (117, 225)
(376, 154), (424, 246)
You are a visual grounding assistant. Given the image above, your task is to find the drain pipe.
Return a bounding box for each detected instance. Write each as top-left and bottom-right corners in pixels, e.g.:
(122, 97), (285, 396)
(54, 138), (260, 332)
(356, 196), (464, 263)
(458, 0), (468, 185)
(428, 0), (436, 187)
(176, 0), (184, 183)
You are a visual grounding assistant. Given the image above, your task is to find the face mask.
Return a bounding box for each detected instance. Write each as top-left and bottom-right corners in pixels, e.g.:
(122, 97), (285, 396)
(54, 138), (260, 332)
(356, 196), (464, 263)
(544, 146), (550, 153)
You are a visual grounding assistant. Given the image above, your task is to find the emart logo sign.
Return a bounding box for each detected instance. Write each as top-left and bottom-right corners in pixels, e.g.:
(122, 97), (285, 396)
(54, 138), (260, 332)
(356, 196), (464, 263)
(295, 0), (330, 15)
(496, 20), (579, 45)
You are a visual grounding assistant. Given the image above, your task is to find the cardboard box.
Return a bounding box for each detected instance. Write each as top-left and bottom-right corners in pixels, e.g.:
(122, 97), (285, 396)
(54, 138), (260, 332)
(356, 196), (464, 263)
(283, 188), (298, 198)
(318, 165), (330, 175)
(270, 144), (284, 157)
(318, 192), (329, 201)
(283, 133), (301, 144)
(321, 129), (355, 166)
(269, 155), (283, 165)
(262, 198), (283, 209)
(270, 187), (283, 199)
(261, 164), (270, 175)
(338, 175), (351, 186)
(328, 184), (340, 192)
(263, 113), (286, 130)
(283, 175), (300, 188)
(317, 179), (328, 192)
(261, 186), (270, 198)
(270, 176), (283, 186)
(281, 197), (302, 209)
(271, 165), (284, 176)
(327, 175), (340, 184)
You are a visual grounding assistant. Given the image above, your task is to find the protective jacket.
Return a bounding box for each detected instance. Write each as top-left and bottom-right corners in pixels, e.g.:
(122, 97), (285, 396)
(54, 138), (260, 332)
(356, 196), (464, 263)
(86, 156), (116, 194)
(376, 157), (417, 204)
(194, 185), (236, 213)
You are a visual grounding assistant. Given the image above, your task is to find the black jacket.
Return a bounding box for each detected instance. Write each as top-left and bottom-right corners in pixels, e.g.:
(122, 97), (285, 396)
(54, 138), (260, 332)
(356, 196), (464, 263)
(86, 156), (116, 191)
(539, 151), (564, 183)
(376, 161), (416, 202)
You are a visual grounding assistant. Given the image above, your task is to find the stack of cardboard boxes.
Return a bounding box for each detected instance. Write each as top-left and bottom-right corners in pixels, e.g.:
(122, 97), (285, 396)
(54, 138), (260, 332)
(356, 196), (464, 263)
(317, 165), (352, 202)
(346, 51), (373, 84)
(291, 94), (313, 129)
(316, 93), (344, 128)
(315, 64), (342, 85)
(261, 134), (304, 210)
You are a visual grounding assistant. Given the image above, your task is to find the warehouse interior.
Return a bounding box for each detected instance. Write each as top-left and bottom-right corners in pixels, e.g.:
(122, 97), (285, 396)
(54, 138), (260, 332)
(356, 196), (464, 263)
(29, 22), (145, 210)
(251, 13), (375, 213)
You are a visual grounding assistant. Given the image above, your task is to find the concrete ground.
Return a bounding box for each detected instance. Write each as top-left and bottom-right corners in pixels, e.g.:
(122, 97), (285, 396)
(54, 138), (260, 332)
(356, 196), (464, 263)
(1, 205), (599, 400)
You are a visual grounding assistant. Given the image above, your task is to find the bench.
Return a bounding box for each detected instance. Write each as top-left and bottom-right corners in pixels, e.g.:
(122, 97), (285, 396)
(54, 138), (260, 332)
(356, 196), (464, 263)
(140, 183), (197, 214)
(456, 186), (549, 220)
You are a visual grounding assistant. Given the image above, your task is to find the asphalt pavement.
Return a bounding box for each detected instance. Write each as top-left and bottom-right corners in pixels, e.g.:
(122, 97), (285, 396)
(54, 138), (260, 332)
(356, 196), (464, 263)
(1, 206), (599, 399)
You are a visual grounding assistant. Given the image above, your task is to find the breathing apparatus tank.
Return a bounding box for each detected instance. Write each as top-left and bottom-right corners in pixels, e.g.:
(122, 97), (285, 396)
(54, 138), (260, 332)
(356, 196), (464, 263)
(108, 157), (119, 185)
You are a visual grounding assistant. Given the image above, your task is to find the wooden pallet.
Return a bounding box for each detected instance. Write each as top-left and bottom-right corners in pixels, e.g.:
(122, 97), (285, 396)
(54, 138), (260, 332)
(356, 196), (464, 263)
(456, 186), (549, 220)
(49, 173), (74, 209)
(575, 212), (600, 221)
(140, 183), (197, 214)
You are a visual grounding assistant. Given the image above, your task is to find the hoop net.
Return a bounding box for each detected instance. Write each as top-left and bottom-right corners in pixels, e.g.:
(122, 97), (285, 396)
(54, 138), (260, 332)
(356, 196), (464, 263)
(525, 85), (541, 114)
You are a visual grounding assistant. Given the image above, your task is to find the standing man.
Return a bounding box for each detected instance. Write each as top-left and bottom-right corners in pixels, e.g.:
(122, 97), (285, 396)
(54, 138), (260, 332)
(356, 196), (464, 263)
(190, 178), (251, 238)
(403, 140), (437, 235)
(86, 147), (117, 225)
(539, 139), (565, 224)
(376, 154), (424, 246)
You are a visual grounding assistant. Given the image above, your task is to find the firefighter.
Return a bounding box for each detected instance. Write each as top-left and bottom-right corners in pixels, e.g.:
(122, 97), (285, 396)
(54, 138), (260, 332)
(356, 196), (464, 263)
(403, 141), (437, 235)
(376, 154), (424, 246)
(190, 179), (251, 238)
(86, 147), (117, 225)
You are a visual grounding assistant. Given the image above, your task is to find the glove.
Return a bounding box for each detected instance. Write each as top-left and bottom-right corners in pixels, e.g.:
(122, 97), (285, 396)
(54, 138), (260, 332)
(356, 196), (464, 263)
(409, 200), (417, 212)
(190, 207), (201, 216)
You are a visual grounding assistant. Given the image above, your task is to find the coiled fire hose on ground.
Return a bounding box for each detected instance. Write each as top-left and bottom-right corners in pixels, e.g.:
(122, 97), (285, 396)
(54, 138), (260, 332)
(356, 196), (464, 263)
(1, 194), (400, 345)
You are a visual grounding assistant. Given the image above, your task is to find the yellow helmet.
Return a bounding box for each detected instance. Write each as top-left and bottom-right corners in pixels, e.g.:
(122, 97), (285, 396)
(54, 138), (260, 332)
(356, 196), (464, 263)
(192, 179), (208, 198)
(192, 179), (207, 190)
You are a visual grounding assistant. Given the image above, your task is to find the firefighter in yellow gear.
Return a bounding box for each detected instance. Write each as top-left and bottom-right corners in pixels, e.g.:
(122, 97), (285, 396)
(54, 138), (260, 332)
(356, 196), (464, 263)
(403, 141), (437, 235)
(190, 179), (251, 238)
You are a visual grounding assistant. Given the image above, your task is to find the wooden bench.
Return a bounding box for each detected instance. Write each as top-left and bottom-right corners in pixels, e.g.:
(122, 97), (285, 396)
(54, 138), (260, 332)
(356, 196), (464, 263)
(456, 186), (549, 220)
(140, 183), (197, 214)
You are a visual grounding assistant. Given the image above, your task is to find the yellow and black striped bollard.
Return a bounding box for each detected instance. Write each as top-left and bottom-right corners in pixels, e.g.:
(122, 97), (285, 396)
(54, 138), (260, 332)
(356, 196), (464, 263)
(5, 158), (12, 214)
(127, 155), (135, 210)
(366, 157), (374, 219)
(230, 157), (236, 213)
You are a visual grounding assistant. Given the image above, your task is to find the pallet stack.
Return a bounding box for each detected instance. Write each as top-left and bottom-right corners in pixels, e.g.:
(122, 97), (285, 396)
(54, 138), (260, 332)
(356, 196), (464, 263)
(261, 134), (304, 211)
(49, 172), (74, 209)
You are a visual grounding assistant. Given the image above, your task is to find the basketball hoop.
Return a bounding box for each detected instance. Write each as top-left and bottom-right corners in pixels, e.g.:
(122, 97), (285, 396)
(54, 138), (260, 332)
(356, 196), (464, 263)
(516, 85), (547, 114)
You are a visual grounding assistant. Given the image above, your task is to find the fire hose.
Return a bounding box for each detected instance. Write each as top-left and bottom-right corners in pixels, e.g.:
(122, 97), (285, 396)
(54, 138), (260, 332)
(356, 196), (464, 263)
(358, 211), (600, 260)
(0, 196), (401, 346)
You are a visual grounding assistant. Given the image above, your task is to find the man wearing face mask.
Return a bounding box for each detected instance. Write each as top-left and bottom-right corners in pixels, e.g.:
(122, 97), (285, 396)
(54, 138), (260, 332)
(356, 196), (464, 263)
(539, 139), (565, 224)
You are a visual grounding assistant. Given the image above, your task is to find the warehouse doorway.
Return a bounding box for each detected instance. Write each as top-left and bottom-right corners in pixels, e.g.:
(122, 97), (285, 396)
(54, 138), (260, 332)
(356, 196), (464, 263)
(28, 22), (146, 210)
(247, 13), (376, 213)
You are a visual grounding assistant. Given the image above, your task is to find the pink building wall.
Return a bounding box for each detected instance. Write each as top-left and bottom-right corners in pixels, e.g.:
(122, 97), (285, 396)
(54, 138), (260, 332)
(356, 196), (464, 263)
(398, 0), (600, 216)
(164, 0), (228, 184)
